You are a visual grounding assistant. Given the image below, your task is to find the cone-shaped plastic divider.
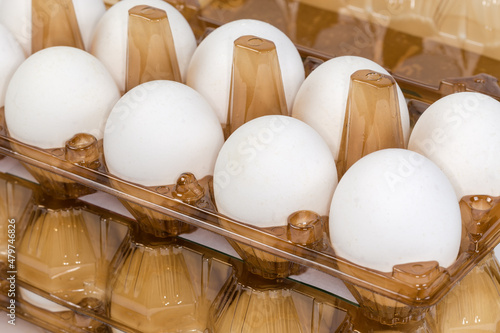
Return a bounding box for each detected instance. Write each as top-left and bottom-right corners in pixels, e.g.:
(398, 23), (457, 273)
(126, 5), (182, 92)
(337, 70), (405, 179)
(225, 35), (288, 137)
(31, 0), (84, 53)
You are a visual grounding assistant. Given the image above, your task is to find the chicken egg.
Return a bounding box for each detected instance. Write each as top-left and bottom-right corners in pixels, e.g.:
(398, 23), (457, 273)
(5, 46), (120, 149)
(0, 23), (25, 108)
(91, 0), (197, 92)
(214, 115), (337, 228)
(329, 149), (461, 272)
(409, 92), (500, 199)
(104, 80), (224, 186)
(292, 56), (410, 160)
(186, 19), (305, 125)
(0, 0), (105, 54)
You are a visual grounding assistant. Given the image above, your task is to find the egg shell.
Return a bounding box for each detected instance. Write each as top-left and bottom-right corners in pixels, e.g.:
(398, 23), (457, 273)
(5, 46), (120, 149)
(408, 92), (500, 199)
(292, 56), (410, 160)
(214, 115), (338, 228)
(0, 23), (25, 107)
(104, 80), (224, 187)
(0, 0), (105, 55)
(186, 19), (305, 125)
(91, 0), (196, 92)
(329, 149), (462, 273)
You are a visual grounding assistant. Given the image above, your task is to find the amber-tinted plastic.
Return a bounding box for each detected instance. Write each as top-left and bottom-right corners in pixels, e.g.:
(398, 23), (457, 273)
(18, 206), (104, 307)
(221, 210), (327, 280)
(109, 173), (213, 237)
(208, 259), (354, 333)
(0, 176), (33, 264)
(0, 172), (359, 333)
(126, 5), (182, 92)
(109, 235), (225, 333)
(31, 0), (84, 54)
(225, 35), (288, 137)
(3, 131), (500, 313)
(14, 197), (128, 332)
(336, 69), (405, 178)
(433, 251), (500, 332)
(10, 133), (101, 199)
(166, 0), (207, 42)
(197, 0), (500, 104)
(3, 1), (500, 326)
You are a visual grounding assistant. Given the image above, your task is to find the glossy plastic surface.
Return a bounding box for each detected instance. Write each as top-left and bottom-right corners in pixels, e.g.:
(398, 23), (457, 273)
(10, 133), (101, 200)
(193, 0), (500, 104)
(0, 172), (359, 333)
(2, 129), (500, 312)
(31, 0), (84, 53)
(4, 0), (500, 326)
(433, 252), (500, 332)
(109, 173), (212, 237)
(109, 235), (228, 332)
(126, 5), (182, 92)
(336, 69), (405, 178)
(208, 261), (353, 333)
(226, 35), (288, 137)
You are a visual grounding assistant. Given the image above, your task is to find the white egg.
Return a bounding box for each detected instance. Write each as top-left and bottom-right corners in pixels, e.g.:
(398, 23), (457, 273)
(186, 19), (305, 125)
(329, 149), (461, 273)
(104, 80), (224, 186)
(0, 23), (25, 107)
(91, 0), (196, 92)
(0, 0), (105, 55)
(214, 115), (337, 228)
(409, 92), (500, 199)
(292, 56), (410, 160)
(5, 46), (120, 149)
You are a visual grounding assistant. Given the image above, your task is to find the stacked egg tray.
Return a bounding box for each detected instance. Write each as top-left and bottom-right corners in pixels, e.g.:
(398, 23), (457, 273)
(0, 172), (360, 332)
(2, 0), (500, 331)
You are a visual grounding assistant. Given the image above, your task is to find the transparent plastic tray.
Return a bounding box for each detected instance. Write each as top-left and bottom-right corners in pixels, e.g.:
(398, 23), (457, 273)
(187, 0), (500, 104)
(0, 172), (359, 333)
(2, 0), (500, 320)
(1, 116), (500, 312)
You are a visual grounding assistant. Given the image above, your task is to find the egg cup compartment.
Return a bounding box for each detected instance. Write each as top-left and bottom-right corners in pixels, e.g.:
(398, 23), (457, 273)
(12, 191), (129, 331)
(220, 210), (327, 280)
(431, 251), (500, 332)
(108, 173), (213, 237)
(207, 257), (354, 333)
(7, 132), (103, 200)
(0, 171), (359, 333)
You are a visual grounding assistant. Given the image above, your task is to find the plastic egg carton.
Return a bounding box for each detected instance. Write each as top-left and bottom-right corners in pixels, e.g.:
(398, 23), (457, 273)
(1, 0), (500, 331)
(0, 172), (361, 333)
